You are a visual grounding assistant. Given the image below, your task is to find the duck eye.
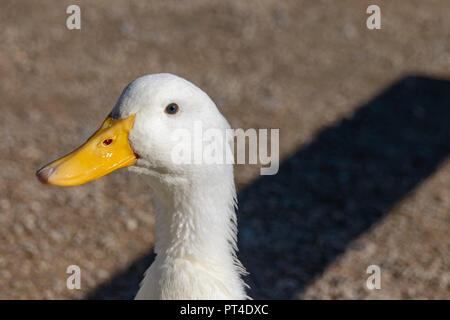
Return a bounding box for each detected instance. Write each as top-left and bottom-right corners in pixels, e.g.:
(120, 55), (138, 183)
(164, 103), (179, 115)
(102, 138), (113, 146)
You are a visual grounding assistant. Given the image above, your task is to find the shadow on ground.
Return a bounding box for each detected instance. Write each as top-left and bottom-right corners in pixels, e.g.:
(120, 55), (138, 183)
(86, 76), (450, 299)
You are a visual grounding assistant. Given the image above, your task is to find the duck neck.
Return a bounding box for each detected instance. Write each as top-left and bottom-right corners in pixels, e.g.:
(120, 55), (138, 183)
(144, 167), (246, 298)
(153, 172), (239, 265)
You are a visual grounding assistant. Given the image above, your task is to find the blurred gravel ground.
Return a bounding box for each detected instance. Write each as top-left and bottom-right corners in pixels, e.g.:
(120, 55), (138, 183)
(0, 0), (449, 299)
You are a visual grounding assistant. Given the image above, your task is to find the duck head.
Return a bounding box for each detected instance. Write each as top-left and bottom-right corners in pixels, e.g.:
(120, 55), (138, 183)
(36, 73), (232, 186)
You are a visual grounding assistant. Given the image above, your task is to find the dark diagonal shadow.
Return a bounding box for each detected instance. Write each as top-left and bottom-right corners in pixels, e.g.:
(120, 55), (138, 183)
(86, 76), (450, 299)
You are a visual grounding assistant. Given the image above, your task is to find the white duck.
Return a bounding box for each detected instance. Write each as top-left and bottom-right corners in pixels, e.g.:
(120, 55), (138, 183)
(36, 73), (248, 299)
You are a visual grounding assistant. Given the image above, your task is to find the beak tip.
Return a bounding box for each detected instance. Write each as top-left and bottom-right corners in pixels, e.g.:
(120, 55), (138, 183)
(36, 166), (54, 184)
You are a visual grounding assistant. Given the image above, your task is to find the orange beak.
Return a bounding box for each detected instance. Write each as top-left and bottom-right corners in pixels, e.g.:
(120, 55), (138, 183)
(36, 114), (137, 186)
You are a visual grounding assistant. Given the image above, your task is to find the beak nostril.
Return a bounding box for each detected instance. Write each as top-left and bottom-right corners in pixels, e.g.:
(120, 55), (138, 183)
(103, 138), (113, 146)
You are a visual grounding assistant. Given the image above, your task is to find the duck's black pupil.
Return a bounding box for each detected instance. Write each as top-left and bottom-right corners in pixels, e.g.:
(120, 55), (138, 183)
(166, 103), (178, 114)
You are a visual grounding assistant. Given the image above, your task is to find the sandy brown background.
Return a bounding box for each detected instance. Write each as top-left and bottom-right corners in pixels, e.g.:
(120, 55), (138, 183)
(0, 0), (449, 299)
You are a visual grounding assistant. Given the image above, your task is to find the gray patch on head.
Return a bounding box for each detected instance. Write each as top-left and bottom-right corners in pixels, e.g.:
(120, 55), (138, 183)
(109, 109), (120, 119)
(110, 82), (134, 119)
